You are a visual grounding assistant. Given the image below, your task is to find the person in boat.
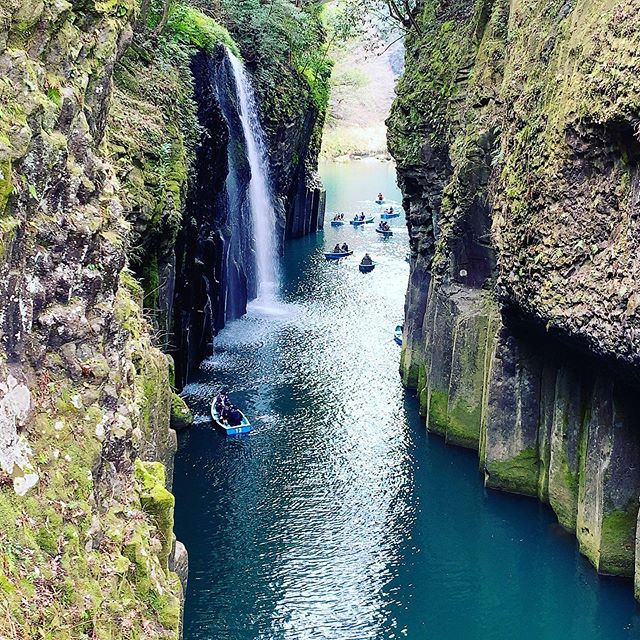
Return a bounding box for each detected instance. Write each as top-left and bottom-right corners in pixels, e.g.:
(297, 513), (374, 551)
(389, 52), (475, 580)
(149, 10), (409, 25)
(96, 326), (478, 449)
(340, 213), (344, 220)
(215, 391), (229, 413)
(341, 243), (349, 253)
(377, 193), (384, 201)
(389, 206), (394, 213)
(361, 253), (373, 266)
(333, 243), (342, 253)
(359, 212), (365, 221)
(227, 406), (243, 427)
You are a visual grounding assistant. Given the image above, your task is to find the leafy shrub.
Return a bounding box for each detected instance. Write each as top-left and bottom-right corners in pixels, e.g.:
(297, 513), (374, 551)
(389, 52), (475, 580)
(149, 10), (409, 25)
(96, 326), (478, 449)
(164, 3), (240, 55)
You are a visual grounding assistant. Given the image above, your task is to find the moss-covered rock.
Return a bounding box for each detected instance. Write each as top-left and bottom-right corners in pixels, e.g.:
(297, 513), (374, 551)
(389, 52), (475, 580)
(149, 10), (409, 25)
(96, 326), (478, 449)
(170, 393), (193, 431)
(135, 459), (175, 565)
(391, 0), (640, 597)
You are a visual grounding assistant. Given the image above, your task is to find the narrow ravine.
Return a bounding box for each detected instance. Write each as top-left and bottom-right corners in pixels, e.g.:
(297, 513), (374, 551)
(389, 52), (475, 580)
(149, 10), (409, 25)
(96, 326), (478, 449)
(173, 160), (640, 639)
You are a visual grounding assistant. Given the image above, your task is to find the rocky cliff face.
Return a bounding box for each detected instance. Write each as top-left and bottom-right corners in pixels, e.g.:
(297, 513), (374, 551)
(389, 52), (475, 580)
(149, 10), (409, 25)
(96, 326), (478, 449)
(389, 0), (640, 592)
(0, 0), (325, 634)
(170, 43), (327, 387)
(0, 1), (184, 635)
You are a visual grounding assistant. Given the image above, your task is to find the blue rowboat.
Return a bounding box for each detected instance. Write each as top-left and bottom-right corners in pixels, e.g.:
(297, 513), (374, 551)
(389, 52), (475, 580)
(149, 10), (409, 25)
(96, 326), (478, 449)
(324, 250), (353, 260)
(211, 402), (251, 435)
(350, 217), (374, 226)
(330, 219), (345, 226)
(394, 324), (403, 345)
(380, 212), (400, 219)
(375, 199), (385, 205)
(376, 228), (393, 237)
(359, 262), (376, 273)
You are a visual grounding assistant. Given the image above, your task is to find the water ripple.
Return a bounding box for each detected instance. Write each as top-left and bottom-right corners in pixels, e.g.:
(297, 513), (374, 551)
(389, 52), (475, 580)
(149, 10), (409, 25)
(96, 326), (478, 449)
(173, 161), (640, 640)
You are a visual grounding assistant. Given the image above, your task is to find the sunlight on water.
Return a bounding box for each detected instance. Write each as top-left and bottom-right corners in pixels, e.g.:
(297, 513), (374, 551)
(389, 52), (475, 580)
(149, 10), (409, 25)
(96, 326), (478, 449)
(173, 159), (640, 640)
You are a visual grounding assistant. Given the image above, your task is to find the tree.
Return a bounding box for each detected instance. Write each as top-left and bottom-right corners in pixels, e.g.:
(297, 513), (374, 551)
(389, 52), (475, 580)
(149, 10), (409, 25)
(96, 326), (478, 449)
(326, 0), (422, 41)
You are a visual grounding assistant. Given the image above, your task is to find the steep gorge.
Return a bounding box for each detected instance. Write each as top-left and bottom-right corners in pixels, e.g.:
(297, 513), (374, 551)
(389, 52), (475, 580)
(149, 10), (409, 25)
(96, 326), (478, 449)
(0, 0), (326, 635)
(389, 0), (640, 592)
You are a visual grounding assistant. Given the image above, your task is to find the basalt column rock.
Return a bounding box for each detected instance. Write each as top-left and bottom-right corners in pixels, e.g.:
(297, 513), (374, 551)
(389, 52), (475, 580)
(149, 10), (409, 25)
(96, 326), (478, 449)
(390, 0), (640, 596)
(576, 380), (640, 576)
(482, 327), (543, 496)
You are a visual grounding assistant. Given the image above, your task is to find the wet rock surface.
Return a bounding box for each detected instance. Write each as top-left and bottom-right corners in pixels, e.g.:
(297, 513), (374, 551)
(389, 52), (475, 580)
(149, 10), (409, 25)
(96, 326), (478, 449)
(391, 0), (640, 598)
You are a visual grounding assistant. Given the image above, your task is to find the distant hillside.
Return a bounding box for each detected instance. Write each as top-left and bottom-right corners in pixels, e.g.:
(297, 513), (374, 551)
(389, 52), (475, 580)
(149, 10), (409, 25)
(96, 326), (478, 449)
(322, 35), (403, 159)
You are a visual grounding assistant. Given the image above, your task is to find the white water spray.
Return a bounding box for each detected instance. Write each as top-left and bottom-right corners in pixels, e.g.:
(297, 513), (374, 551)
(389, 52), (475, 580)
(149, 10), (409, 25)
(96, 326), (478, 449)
(227, 50), (279, 301)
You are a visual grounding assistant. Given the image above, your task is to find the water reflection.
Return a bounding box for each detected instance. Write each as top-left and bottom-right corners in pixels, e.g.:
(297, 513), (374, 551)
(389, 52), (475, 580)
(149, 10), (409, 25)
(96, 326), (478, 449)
(173, 160), (640, 640)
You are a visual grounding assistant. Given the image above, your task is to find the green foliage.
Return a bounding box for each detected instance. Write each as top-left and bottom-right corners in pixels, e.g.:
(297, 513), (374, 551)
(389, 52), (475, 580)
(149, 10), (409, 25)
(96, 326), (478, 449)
(221, 0), (331, 115)
(325, 0), (418, 41)
(164, 3), (240, 55)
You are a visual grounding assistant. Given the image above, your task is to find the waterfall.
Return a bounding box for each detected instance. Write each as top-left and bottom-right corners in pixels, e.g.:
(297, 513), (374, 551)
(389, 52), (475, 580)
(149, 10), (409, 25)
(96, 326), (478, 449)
(227, 50), (279, 302)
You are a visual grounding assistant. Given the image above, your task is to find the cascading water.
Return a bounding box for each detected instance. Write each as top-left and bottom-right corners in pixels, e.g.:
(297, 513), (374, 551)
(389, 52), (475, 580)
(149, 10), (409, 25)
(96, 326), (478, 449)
(227, 50), (279, 302)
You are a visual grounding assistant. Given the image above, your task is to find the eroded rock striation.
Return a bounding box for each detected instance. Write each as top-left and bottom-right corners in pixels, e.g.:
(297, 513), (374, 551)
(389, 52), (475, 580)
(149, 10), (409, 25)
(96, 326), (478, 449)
(389, 0), (640, 590)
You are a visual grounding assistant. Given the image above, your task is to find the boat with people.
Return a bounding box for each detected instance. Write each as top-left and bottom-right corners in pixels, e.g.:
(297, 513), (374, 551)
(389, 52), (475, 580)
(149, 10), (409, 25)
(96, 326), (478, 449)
(359, 253), (376, 273)
(350, 216), (374, 226)
(394, 324), (403, 345)
(376, 221), (393, 237)
(380, 207), (399, 219)
(331, 213), (346, 226)
(325, 242), (353, 260)
(211, 392), (251, 435)
(324, 250), (353, 260)
(375, 192), (385, 205)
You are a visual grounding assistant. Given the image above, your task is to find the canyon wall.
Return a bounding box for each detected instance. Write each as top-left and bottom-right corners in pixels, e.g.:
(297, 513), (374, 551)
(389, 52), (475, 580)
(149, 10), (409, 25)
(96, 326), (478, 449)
(0, 1), (185, 635)
(0, 0), (326, 635)
(389, 0), (640, 589)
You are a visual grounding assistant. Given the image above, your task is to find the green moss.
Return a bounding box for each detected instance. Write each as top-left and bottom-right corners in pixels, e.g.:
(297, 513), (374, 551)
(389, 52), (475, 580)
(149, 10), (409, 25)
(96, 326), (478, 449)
(549, 450), (579, 531)
(446, 397), (482, 449)
(400, 346), (420, 389)
(548, 399), (580, 531)
(170, 392), (193, 431)
(135, 459), (175, 565)
(417, 365), (428, 415)
(0, 160), (12, 215)
(164, 3), (240, 56)
(599, 504), (638, 576)
(485, 447), (539, 496)
(427, 388), (448, 436)
(142, 254), (160, 310)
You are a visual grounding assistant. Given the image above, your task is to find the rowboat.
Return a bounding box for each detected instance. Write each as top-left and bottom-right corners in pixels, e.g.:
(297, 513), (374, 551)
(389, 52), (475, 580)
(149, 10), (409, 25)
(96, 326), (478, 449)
(376, 228), (393, 237)
(380, 212), (400, 219)
(375, 199), (385, 205)
(330, 219), (345, 226)
(211, 402), (251, 435)
(394, 324), (403, 345)
(359, 262), (376, 273)
(350, 217), (374, 226)
(324, 250), (353, 260)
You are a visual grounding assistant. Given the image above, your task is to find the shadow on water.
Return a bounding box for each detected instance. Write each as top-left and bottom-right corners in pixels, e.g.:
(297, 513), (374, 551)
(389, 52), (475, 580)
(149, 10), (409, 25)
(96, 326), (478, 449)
(173, 159), (640, 640)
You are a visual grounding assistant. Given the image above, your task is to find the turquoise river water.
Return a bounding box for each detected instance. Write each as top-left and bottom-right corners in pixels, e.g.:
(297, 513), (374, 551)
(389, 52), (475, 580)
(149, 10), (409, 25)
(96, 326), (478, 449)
(173, 159), (640, 639)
